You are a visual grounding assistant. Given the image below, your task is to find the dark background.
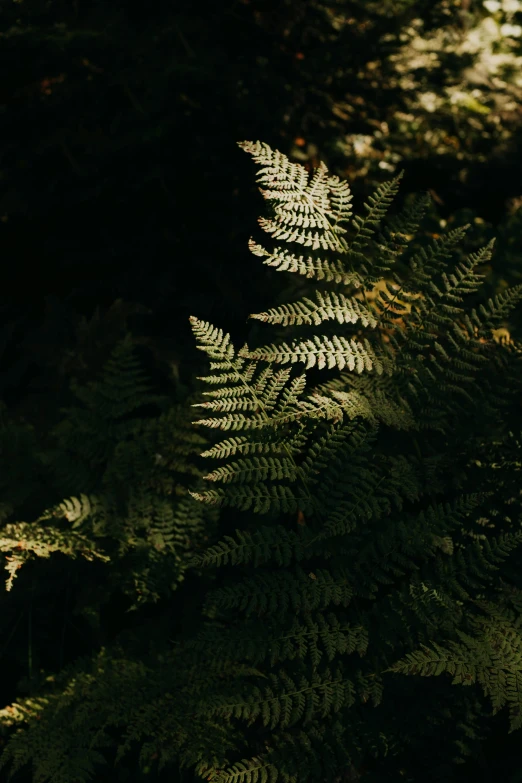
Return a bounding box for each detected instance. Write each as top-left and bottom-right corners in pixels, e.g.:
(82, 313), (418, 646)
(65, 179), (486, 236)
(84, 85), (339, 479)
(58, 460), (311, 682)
(2, 0), (522, 425)
(1, 0), (522, 780)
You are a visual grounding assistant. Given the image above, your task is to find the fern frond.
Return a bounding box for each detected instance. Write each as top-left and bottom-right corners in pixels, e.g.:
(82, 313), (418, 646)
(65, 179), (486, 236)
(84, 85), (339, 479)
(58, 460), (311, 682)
(196, 755), (279, 783)
(369, 192), (432, 280)
(0, 518), (110, 590)
(376, 225), (472, 323)
(240, 334), (388, 374)
(189, 484), (311, 515)
(384, 600), (522, 733)
(238, 140), (352, 255)
(249, 290), (378, 328)
(247, 240), (362, 285)
(475, 283), (522, 333)
(190, 317), (237, 363)
(186, 612), (368, 670)
(204, 567), (354, 620)
(348, 173), (404, 263)
(188, 524), (311, 569)
(198, 665), (356, 730)
(200, 435), (298, 459)
(203, 456), (299, 485)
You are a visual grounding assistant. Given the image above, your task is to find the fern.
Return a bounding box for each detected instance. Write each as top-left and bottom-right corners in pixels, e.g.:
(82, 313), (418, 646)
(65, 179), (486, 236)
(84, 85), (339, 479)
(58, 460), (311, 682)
(1, 142), (522, 783)
(0, 338), (216, 605)
(183, 140), (522, 780)
(384, 598), (522, 732)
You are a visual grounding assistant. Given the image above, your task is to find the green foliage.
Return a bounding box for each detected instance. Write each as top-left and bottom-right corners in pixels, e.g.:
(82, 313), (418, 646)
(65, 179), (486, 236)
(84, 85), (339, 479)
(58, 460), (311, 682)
(0, 337), (222, 776)
(0, 335), (216, 606)
(282, 0), (522, 207)
(185, 142), (522, 779)
(4, 0), (522, 352)
(383, 597), (522, 733)
(1, 141), (522, 782)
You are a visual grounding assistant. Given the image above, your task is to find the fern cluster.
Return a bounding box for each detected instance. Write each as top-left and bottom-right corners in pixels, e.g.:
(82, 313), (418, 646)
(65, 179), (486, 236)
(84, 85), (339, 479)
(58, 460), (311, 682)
(0, 141), (521, 782)
(0, 335), (216, 605)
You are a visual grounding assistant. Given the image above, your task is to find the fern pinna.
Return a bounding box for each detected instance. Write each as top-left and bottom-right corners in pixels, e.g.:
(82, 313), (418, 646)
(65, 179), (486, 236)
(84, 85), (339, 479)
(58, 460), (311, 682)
(0, 142), (522, 783)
